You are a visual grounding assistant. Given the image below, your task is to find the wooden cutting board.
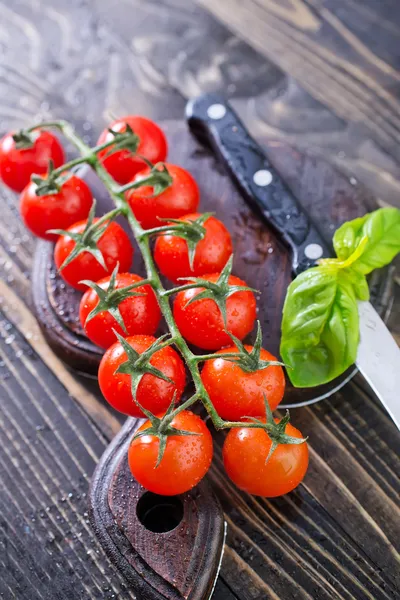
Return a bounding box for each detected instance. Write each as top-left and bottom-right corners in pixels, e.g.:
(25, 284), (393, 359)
(32, 120), (392, 404)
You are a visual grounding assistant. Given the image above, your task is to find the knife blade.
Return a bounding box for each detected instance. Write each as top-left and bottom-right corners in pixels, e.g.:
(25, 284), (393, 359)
(356, 301), (400, 428)
(186, 93), (400, 430)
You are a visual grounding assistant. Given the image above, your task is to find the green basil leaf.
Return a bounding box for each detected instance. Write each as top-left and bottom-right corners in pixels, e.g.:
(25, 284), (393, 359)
(341, 269), (370, 301)
(333, 215), (366, 260)
(280, 266), (359, 387)
(281, 207), (399, 388)
(333, 207), (400, 274)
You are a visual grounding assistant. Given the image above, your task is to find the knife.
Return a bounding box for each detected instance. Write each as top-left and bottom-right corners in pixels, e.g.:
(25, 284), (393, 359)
(186, 93), (400, 431)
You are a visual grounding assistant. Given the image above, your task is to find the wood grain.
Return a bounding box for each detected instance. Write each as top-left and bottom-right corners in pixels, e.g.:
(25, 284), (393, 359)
(195, 0), (400, 206)
(0, 278), (120, 439)
(0, 314), (132, 599)
(0, 1), (399, 599)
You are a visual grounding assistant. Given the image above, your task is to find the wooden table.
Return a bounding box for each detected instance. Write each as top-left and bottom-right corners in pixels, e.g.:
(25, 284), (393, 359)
(0, 1), (399, 598)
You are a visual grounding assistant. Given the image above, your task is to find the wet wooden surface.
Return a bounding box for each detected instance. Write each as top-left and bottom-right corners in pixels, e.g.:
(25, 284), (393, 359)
(0, 1), (399, 599)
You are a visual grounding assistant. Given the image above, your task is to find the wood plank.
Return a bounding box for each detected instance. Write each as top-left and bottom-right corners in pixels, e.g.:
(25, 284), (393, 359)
(209, 438), (400, 599)
(0, 313), (133, 599)
(196, 0), (400, 165)
(0, 279), (122, 440)
(190, 0), (400, 211)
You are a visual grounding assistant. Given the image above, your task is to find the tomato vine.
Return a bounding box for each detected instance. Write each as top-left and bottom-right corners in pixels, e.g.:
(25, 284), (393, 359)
(30, 120), (275, 429)
(3, 117), (307, 493)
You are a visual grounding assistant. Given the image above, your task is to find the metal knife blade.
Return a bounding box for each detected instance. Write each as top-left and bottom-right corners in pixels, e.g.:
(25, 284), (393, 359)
(357, 301), (400, 429)
(186, 93), (400, 430)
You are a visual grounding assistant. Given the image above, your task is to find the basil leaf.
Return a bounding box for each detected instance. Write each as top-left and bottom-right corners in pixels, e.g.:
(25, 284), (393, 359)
(332, 215), (366, 260)
(333, 207), (400, 274)
(280, 266), (359, 387)
(281, 207), (400, 388)
(341, 269), (369, 301)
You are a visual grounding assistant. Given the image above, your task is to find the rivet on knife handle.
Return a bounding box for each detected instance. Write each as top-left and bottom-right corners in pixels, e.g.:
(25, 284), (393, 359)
(186, 93), (332, 274)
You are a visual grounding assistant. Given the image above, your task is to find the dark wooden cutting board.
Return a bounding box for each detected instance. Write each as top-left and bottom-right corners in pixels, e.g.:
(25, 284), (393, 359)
(89, 417), (225, 600)
(32, 119), (392, 404)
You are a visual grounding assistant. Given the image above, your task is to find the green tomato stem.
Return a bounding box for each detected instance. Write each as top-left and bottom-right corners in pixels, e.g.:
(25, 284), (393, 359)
(194, 352), (241, 362)
(118, 174), (160, 194)
(137, 225), (179, 238)
(167, 393), (200, 421)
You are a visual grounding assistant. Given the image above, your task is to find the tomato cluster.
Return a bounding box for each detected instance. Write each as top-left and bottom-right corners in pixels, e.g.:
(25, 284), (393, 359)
(1, 115), (308, 498)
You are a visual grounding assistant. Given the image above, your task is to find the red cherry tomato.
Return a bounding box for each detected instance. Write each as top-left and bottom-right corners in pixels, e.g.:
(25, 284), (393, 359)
(98, 335), (186, 418)
(20, 174), (93, 241)
(173, 274), (257, 350)
(0, 130), (65, 192)
(126, 164), (199, 230)
(97, 116), (167, 184)
(79, 272), (161, 349)
(223, 420), (308, 497)
(54, 219), (133, 291)
(128, 410), (213, 495)
(154, 213), (233, 283)
(201, 345), (285, 420)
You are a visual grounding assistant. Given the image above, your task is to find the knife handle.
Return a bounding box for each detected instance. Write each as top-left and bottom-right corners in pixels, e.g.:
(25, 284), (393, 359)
(185, 93), (332, 274)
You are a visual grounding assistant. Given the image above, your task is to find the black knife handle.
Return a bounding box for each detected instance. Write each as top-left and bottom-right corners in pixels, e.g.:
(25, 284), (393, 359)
(185, 93), (332, 274)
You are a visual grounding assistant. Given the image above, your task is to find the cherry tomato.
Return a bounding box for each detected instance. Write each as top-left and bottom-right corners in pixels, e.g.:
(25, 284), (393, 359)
(98, 335), (186, 418)
(0, 130), (65, 192)
(201, 345), (285, 420)
(79, 273), (161, 349)
(54, 219), (133, 291)
(173, 274), (257, 350)
(128, 410), (213, 495)
(126, 164), (199, 229)
(97, 116), (167, 184)
(223, 420), (309, 497)
(154, 213), (233, 283)
(20, 174), (93, 241)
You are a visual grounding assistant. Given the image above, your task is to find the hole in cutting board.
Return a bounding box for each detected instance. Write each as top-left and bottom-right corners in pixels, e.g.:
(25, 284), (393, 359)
(136, 492), (184, 533)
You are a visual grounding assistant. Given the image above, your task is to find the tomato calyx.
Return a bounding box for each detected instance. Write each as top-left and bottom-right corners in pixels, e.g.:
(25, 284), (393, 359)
(79, 263), (148, 334)
(170, 255), (257, 326)
(223, 321), (285, 373)
(49, 201), (121, 271)
(12, 128), (40, 150)
(103, 123), (140, 157)
(245, 395), (308, 463)
(153, 213), (213, 269)
(31, 160), (72, 197)
(131, 397), (200, 467)
(114, 331), (175, 399)
(121, 160), (173, 198)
